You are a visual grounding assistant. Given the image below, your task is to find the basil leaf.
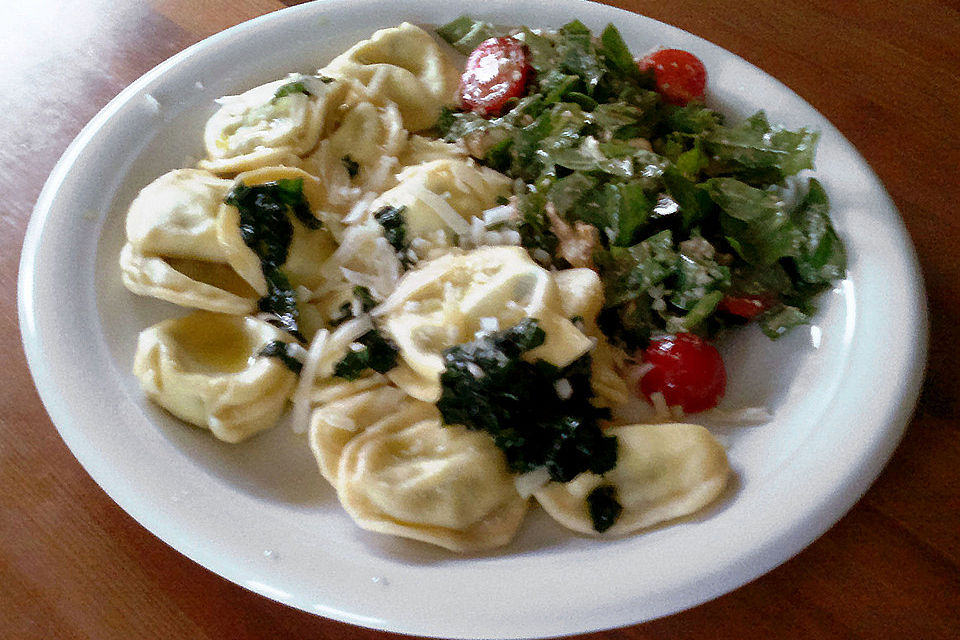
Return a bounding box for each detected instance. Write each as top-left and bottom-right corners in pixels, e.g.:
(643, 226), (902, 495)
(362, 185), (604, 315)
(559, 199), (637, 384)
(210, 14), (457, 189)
(555, 21), (604, 90)
(598, 24), (637, 76)
(662, 165), (713, 229)
(671, 245), (730, 311)
(665, 103), (723, 135)
(548, 172), (600, 217)
(613, 181), (652, 246)
(540, 70), (581, 104)
(514, 27), (556, 72)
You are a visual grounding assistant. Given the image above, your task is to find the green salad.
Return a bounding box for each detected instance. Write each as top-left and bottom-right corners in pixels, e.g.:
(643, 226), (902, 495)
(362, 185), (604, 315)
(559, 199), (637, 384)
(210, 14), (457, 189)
(436, 16), (846, 352)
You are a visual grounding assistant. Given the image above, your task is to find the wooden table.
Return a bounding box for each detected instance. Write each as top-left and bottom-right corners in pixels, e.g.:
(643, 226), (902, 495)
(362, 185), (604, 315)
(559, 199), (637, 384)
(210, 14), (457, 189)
(3, 1), (958, 638)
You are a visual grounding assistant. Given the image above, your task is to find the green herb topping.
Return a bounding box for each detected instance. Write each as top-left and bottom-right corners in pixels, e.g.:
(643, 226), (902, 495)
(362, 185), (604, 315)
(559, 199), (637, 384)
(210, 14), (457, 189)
(225, 178), (321, 271)
(258, 270), (304, 342)
(436, 318), (617, 483)
(331, 286), (380, 327)
(257, 340), (303, 375)
(273, 79), (310, 101)
(373, 205), (411, 266)
(587, 484), (622, 533)
(333, 329), (400, 380)
(224, 179), (323, 340)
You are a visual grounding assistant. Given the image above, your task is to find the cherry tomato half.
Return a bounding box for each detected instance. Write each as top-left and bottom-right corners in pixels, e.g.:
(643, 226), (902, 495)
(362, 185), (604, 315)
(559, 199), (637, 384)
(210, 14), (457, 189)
(638, 48), (707, 106)
(459, 37), (533, 116)
(717, 293), (776, 319)
(636, 333), (726, 413)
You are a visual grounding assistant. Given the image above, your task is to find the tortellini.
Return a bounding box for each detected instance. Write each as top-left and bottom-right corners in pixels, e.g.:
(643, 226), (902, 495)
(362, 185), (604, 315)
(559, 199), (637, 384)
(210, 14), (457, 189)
(374, 246), (594, 401)
(534, 423), (729, 536)
(309, 378), (407, 484)
(305, 100), (407, 197)
(320, 22), (460, 132)
(553, 269), (631, 407)
(133, 312), (298, 443)
(216, 166), (337, 294)
(199, 75), (350, 174)
(120, 169), (260, 314)
(370, 158), (512, 256)
(332, 399), (529, 552)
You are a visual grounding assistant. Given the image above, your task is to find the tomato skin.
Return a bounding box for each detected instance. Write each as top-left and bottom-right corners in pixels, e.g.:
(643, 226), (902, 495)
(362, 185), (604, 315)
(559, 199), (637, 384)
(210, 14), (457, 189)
(638, 49), (707, 106)
(459, 37), (533, 116)
(717, 294), (775, 319)
(636, 333), (726, 413)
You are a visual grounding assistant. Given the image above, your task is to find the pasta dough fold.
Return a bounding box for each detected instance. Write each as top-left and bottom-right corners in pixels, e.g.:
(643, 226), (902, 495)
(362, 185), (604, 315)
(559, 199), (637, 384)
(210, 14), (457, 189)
(199, 75), (350, 174)
(332, 399), (528, 552)
(120, 169), (260, 314)
(374, 246), (594, 401)
(320, 23), (459, 132)
(133, 312), (298, 443)
(534, 423), (729, 536)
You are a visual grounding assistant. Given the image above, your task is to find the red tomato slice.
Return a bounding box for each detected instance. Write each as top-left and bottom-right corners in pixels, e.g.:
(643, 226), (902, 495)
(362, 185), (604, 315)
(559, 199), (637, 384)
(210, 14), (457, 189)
(639, 48), (707, 106)
(635, 333), (726, 413)
(459, 37), (533, 116)
(717, 293), (776, 319)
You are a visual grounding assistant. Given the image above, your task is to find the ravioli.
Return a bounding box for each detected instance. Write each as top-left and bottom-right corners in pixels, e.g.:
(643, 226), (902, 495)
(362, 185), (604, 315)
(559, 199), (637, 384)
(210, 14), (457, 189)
(534, 423), (729, 536)
(320, 22), (459, 131)
(370, 158), (512, 258)
(334, 401), (528, 552)
(120, 169), (261, 314)
(199, 75), (350, 174)
(308, 379), (408, 484)
(306, 100), (408, 197)
(133, 312), (298, 443)
(374, 246), (594, 401)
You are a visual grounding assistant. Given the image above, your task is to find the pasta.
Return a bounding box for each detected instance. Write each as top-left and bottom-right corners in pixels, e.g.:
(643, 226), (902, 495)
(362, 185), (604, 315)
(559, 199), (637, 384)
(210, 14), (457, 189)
(120, 169), (261, 314)
(199, 75), (350, 174)
(320, 22), (460, 132)
(335, 401), (528, 552)
(119, 21), (734, 552)
(533, 423), (729, 536)
(374, 246), (594, 401)
(133, 312), (298, 443)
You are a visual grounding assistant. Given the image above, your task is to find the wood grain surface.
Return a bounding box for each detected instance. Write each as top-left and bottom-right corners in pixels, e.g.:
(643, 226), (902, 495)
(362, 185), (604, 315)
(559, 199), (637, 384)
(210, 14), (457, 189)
(3, 1), (959, 638)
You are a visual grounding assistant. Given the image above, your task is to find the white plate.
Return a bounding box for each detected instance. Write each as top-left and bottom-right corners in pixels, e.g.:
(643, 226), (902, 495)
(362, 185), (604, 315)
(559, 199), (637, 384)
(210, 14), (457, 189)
(18, 0), (927, 637)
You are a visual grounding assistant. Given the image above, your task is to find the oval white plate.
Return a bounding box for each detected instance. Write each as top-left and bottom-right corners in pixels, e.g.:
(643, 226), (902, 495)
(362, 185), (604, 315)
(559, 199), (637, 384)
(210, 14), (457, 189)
(18, 0), (926, 637)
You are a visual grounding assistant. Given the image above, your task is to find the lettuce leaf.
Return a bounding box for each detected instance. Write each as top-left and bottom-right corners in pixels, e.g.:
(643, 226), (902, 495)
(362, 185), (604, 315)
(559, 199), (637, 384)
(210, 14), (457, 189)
(704, 111), (818, 183)
(436, 16), (500, 54)
(789, 178), (846, 284)
(704, 177), (801, 266)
